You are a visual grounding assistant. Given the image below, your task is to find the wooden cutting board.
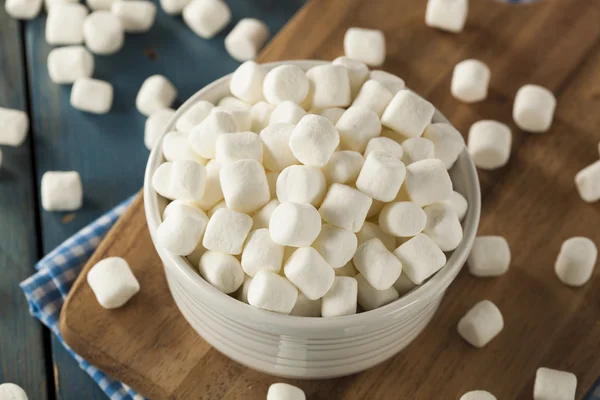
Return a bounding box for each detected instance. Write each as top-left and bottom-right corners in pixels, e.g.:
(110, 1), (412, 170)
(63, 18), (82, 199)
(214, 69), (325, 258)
(60, 0), (600, 399)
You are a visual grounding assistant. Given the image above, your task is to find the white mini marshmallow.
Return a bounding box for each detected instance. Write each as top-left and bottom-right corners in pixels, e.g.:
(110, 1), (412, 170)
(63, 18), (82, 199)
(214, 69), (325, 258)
(364, 136), (404, 160)
(322, 150), (364, 185)
(250, 101), (275, 132)
(196, 160), (223, 209)
(157, 202), (208, 255)
(445, 190), (468, 221)
(199, 251), (244, 294)
(83, 11), (124, 55)
(353, 238), (402, 290)
(136, 75), (177, 117)
(225, 18), (269, 62)
(468, 236), (510, 277)
(70, 77), (113, 114)
(5, 0), (42, 19)
(252, 199), (279, 229)
(248, 270), (298, 314)
(215, 131), (262, 165)
(332, 56), (369, 98)
(382, 90), (434, 138)
(0, 107), (29, 146)
(379, 201), (427, 237)
(284, 247), (335, 300)
(267, 383), (306, 400)
(260, 122), (297, 172)
(402, 137), (435, 165)
(263, 64), (309, 105)
(457, 300), (503, 348)
(290, 114), (339, 167)
(267, 171), (278, 197)
(423, 202), (463, 251)
(555, 236), (597, 287)
(422, 123), (465, 169)
(356, 151), (406, 202)
(451, 59), (491, 103)
(393, 233), (446, 284)
(425, 0), (468, 33)
(236, 275), (252, 303)
(207, 200), (226, 217)
(202, 208), (252, 255)
(163, 131), (206, 164)
(336, 261), (358, 277)
(46, 3), (88, 45)
(276, 165), (326, 206)
(145, 108), (175, 150)
(169, 159), (207, 202)
(87, 257), (139, 309)
(41, 171), (83, 211)
(513, 84), (556, 133)
(575, 160), (600, 203)
(313, 224), (358, 269)
(269, 101), (306, 125)
(357, 221), (395, 251)
(318, 107), (345, 125)
(217, 96), (251, 112)
(189, 109), (238, 159)
(290, 293), (321, 317)
(111, 0), (156, 33)
(534, 368), (577, 400)
(183, 0), (230, 38)
(468, 120), (512, 170)
(241, 228), (284, 277)
(319, 183), (372, 232)
(336, 106), (381, 152)
(87, 0), (116, 10)
(159, 0), (188, 15)
(344, 27), (385, 67)
(404, 158), (453, 206)
(321, 276), (358, 317)
(352, 79), (394, 117)
(230, 61), (266, 105)
(152, 162), (174, 199)
(306, 64), (351, 109)
(175, 100), (214, 133)
(369, 70), (405, 94)
(0, 383), (28, 400)
(270, 202), (322, 247)
(47, 46), (94, 84)
(460, 391), (497, 400)
(393, 273), (417, 296)
(220, 159), (270, 213)
(355, 273), (399, 311)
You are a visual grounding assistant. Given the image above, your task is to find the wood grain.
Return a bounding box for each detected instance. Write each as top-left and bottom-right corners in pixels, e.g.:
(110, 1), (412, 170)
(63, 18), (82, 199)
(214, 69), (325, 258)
(61, 0), (600, 399)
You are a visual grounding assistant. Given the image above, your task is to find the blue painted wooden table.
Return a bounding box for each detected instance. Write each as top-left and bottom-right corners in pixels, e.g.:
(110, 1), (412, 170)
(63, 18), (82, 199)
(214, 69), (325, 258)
(0, 1), (303, 398)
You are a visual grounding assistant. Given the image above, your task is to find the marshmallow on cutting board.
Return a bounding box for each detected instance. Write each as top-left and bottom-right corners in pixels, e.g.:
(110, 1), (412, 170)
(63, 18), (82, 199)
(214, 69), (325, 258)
(468, 120), (512, 170)
(267, 383), (306, 400)
(534, 368), (577, 400)
(468, 236), (510, 277)
(457, 300), (503, 348)
(87, 257), (140, 309)
(575, 160), (600, 203)
(41, 171), (83, 211)
(425, 0), (468, 33)
(460, 391), (497, 400)
(554, 236), (597, 287)
(451, 59), (490, 103)
(343, 27), (386, 67)
(513, 84), (556, 133)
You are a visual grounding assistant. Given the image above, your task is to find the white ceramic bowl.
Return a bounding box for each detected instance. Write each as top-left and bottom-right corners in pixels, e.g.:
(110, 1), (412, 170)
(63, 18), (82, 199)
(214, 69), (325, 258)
(143, 60), (481, 379)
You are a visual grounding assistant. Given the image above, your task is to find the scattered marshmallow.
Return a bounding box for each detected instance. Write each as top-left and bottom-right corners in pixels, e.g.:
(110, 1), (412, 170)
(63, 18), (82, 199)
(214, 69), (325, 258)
(379, 201), (427, 237)
(159, 0), (188, 15)
(175, 100), (214, 133)
(269, 202), (322, 247)
(425, 0), (468, 33)
(306, 64), (351, 109)
(336, 106), (381, 152)
(369, 70), (405, 94)
(47, 46), (94, 85)
(276, 165), (326, 206)
(343, 27), (386, 67)
(393, 234), (446, 284)
(513, 84), (556, 133)
(267, 383), (306, 400)
(468, 120), (512, 170)
(263, 64), (309, 105)
(225, 18), (270, 62)
(162, 131), (206, 164)
(157, 202), (208, 255)
(534, 368), (577, 400)
(318, 107), (345, 125)
(290, 293), (321, 317)
(382, 90), (434, 138)
(70, 77), (113, 114)
(87, 257), (140, 309)
(404, 158), (453, 206)
(0, 383), (28, 400)
(196, 160), (223, 209)
(41, 171), (83, 211)
(45, 3), (88, 45)
(230, 61), (266, 105)
(152, 162), (175, 199)
(554, 236), (597, 287)
(111, 0), (156, 33)
(183, 0), (231, 39)
(250, 101), (275, 131)
(321, 276), (358, 317)
(393, 273), (417, 296)
(423, 202), (463, 251)
(0, 107), (29, 146)
(352, 79), (394, 117)
(353, 238), (402, 290)
(319, 183), (372, 233)
(189, 109), (239, 159)
(215, 131), (262, 165)
(356, 151), (406, 202)
(364, 137), (404, 160)
(467, 236), (511, 277)
(402, 137), (435, 165)
(220, 159), (270, 213)
(199, 251), (244, 293)
(322, 150), (364, 185)
(248, 270), (298, 314)
(332, 56), (369, 97)
(284, 247), (335, 300)
(313, 224), (358, 269)
(169, 159), (207, 202)
(460, 391), (497, 400)
(136, 75), (177, 117)
(202, 208), (252, 255)
(241, 228), (284, 276)
(422, 123), (465, 170)
(290, 114), (339, 167)
(335, 260), (358, 277)
(145, 108), (175, 150)
(269, 101), (307, 125)
(445, 190), (468, 221)
(252, 199), (279, 229)
(5, 0), (42, 20)
(83, 11), (125, 55)
(457, 300), (504, 348)
(260, 122), (297, 172)
(575, 160), (600, 203)
(451, 59), (491, 103)
(355, 273), (399, 311)
(357, 221), (395, 251)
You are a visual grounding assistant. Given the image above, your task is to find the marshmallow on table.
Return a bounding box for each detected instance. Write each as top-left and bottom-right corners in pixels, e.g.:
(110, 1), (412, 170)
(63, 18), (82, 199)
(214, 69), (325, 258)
(369, 70), (405, 94)
(202, 208), (252, 255)
(319, 183), (372, 232)
(379, 201), (427, 237)
(445, 190), (468, 221)
(263, 64), (309, 105)
(352, 80), (394, 117)
(267, 383), (306, 400)
(215, 131), (262, 165)
(575, 160), (600, 203)
(270, 202), (322, 247)
(198, 251), (244, 294)
(269, 101), (307, 125)
(5, 0), (42, 19)
(145, 108), (175, 150)
(111, 0), (156, 33)
(313, 223), (358, 269)
(152, 162), (175, 199)
(250, 101), (275, 132)
(241, 228), (284, 276)
(344, 27), (386, 67)
(252, 199), (279, 229)
(393, 273), (417, 296)
(356, 151), (406, 202)
(230, 61), (266, 105)
(0, 107), (29, 146)
(457, 300), (503, 348)
(322, 150), (364, 185)
(353, 238), (402, 290)
(196, 160), (223, 209)
(422, 123), (465, 170)
(460, 391), (497, 400)
(402, 137), (435, 165)
(336, 106), (382, 152)
(183, 0), (230, 38)
(404, 158), (453, 206)
(160, 0), (188, 15)
(0, 383), (28, 400)
(364, 137), (403, 160)
(46, 3), (88, 45)
(260, 122), (297, 172)
(393, 234), (446, 284)
(382, 90), (435, 138)
(163, 131), (206, 164)
(423, 202), (463, 252)
(248, 270), (298, 314)
(290, 114), (339, 167)
(169, 159), (207, 202)
(83, 11), (124, 55)
(425, 0), (468, 33)
(276, 165), (326, 206)
(335, 261), (358, 277)
(332, 56), (369, 98)
(175, 100), (214, 133)
(47, 46), (94, 85)
(189, 109), (239, 159)
(70, 77), (113, 114)
(513, 84), (556, 133)
(87, 257), (139, 309)
(157, 202), (208, 255)
(357, 221), (395, 251)
(236, 275), (252, 303)
(534, 368), (577, 400)
(451, 59), (491, 103)
(555, 236), (597, 287)
(321, 276), (358, 317)
(319, 107), (345, 125)
(284, 247), (335, 300)
(41, 171), (83, 211)
(225, 18), (270, 62)
(355, 273), (399, 311)
(468, 236), (510, 277)
(220, 159), (270, 213)
(468, 120), (512, 170)
(136, 75), (177, 117)
(290, 293), (321, 317)
(306, 64), (351, 109)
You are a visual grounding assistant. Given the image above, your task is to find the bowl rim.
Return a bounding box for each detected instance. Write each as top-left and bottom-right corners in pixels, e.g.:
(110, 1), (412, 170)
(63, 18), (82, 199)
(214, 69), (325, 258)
(143, 59), (481, 330)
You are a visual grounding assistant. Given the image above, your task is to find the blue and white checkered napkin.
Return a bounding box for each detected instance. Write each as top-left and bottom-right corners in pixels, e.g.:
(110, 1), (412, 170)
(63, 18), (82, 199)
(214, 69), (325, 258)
(19, 195), (146, 400)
